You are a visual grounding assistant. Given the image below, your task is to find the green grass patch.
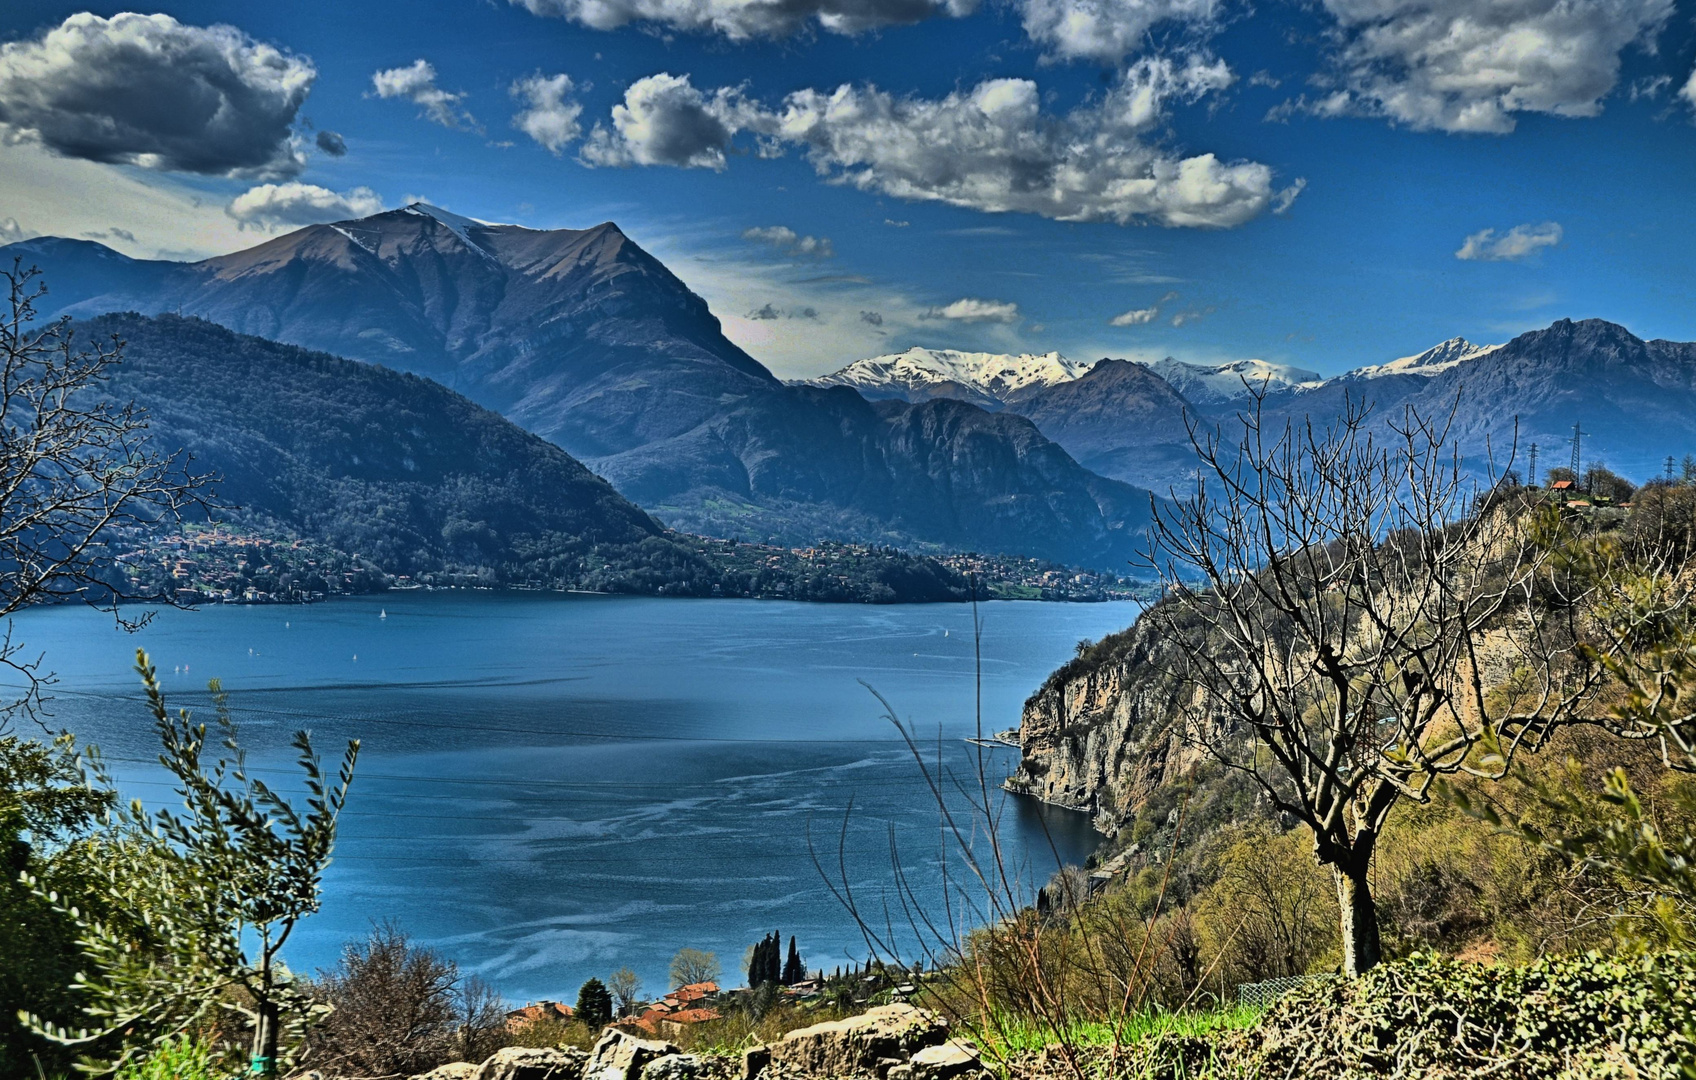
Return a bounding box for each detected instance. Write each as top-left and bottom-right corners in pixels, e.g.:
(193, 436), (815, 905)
(975, 1004), (1263, 1056)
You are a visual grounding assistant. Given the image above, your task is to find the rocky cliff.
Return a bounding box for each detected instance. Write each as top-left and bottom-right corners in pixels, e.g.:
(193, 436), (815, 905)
(1006, 608), (1210, 834)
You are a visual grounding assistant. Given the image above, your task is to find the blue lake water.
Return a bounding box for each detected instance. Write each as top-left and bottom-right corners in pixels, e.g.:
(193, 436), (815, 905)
(16, 592), (1140, 1002)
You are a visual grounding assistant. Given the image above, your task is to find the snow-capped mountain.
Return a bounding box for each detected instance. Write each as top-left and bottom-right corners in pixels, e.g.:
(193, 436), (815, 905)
(1341, 337), (1501, 380)
(1137, 357), (1323, 406)
(807, 348), (1091, 408)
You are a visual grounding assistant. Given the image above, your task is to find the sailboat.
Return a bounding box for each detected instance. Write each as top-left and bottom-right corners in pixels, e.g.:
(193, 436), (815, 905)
(379, 608), (387, 619)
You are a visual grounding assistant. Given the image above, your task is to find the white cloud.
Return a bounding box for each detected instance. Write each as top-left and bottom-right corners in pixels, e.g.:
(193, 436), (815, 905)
(579, 74), (758, 169)
(0, 12), (314, 178)
(583, 58), (1294, 228)
(1110, 306), (1159, 325)
(507, 0), (973, 41)
(920, 298), (1021, 323)
(1681, 66), (1696, 109)
(372, 60), (477, 130)
(511, 73), (583, 154)
(742, 225), (834, 258)
(1315, 0), (1674, 134)
(1455, 221), (1563, 261)
(1017, 0), (1218, 64)
(0, 217), (32, 245)
(226, 182), (384, 228)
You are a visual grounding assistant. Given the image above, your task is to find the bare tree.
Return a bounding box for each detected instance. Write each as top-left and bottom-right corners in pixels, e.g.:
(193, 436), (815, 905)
(1140, 393), (1602, 974)
(455, 976), (511, 1065)
(0, 263), (210, 721)
(607, 967), (643, 1017)
(668, 948), (720, 989)
(307, 922), (460, 1079)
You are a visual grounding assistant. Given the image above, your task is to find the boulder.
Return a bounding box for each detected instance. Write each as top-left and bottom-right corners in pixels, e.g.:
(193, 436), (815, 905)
(473, 1046), (586, 1080)
(739, 1045), (770, 1080)
(639, 1053), (703, 1080)
(411, 1065), (478, 1080)
(586, 1028), (681, 1080)
(908, 1040), (984, 1080)
(768, 1004), (948, 1078)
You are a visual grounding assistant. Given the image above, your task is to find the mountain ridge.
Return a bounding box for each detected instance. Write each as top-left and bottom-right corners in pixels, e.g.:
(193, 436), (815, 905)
(6, 210), (1160, 570)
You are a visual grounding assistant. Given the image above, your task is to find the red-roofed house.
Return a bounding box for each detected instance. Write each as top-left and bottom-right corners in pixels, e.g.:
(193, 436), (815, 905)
(505, 1001), (574, 1031)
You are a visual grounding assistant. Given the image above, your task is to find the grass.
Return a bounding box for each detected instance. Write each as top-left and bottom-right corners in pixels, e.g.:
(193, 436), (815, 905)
(973, 1004), (1265, 1057)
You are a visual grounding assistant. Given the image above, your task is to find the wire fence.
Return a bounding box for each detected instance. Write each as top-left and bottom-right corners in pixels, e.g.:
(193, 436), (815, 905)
(1237, 975), (1316, 1010)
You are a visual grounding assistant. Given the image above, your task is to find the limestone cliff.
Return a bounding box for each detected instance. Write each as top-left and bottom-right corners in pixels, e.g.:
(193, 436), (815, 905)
(1006, 608), (1210, 835)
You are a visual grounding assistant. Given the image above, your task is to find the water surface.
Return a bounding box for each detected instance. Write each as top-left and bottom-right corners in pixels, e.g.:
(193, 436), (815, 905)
(21, 592), (1139, 1000)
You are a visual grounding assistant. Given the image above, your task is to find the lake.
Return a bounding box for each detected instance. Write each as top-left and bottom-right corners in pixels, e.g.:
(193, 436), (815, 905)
(18, 592), (1140, 1002)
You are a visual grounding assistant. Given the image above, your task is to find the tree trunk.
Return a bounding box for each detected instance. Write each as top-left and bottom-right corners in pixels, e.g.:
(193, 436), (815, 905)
(1334, 860), (1382, 976)
(252, 998), (281, 1076)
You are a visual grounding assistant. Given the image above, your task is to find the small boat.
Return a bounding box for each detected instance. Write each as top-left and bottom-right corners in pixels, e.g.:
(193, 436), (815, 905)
(379, 609), (387, 619)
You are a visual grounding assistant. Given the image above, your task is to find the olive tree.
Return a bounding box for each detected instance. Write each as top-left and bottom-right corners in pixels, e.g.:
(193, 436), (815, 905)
(1141, 394), (1602, 974)
(23, 651), (358, 1075)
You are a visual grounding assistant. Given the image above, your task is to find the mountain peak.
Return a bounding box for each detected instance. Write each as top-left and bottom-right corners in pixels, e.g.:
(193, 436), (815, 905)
(1138, 356), (1322, 405)
(806, 347), (1090, 408)
(1343, 336), (1501, 380)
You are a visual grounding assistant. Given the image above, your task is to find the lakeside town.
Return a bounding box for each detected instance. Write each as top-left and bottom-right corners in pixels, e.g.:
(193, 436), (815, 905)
(104, 524), (1153, 606)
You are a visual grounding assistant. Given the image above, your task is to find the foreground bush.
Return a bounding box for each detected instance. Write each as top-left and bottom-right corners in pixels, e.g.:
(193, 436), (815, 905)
(1193, 951), (1695, 1080)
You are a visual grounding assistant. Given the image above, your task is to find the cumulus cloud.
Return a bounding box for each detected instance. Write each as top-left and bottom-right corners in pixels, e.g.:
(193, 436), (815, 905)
(226, 182), (384, 228)
(1017, 0), (1218, 64)
(1682, 67), (1696, 109)
(511, 73), (583, 153)
(1455, 222), (1563, 261)
(579, 73), (760, 169)
(742, 225), (834, 258)
(0, 217), (31, 245)
(583, 58), (1294, 228)
(0, 12), (313, 178)
(508, 0), (972, 41)
(1314, 0), (1673, 134)
(920, 298), (1020, 323)
(372, 60), (477, 130)
(315, 130), (347, 156)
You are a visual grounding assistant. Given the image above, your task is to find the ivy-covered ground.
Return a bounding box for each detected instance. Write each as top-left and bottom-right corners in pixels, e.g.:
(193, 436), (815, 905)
(1033, 952), (1695, 1080)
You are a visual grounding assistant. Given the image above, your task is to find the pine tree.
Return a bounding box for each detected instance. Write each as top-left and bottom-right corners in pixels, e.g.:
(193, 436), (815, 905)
(782, 936), (804, 985)
(575, 977), (613, 1028)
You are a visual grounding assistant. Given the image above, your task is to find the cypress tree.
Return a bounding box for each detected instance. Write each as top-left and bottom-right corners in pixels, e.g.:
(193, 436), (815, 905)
(782, 936), (804, 985)
(575, 978), (613, 1028)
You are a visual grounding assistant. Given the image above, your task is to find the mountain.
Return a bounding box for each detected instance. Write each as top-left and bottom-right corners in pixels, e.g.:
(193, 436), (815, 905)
(806, 348), (1091, 409)
(6, 208), (1158, 570)
(996, 359), (1201, 491)
(1354, 318), (1696, 479)
(87, 312), (975, 601)
(1339, 337), (1501, 380)
(1137, 357), (1323, 406)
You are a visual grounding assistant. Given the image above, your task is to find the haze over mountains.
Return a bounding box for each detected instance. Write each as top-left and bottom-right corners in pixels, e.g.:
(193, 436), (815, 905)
(7, 205), (1154, 570)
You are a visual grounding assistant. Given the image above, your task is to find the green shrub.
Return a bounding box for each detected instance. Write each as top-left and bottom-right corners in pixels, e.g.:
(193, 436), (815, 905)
(1235, 951), (1696, 1080)
(113, 1036), (218, 1080)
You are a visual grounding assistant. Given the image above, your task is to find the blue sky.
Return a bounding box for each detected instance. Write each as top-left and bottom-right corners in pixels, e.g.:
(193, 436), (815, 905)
(2, 0), (1695, 378)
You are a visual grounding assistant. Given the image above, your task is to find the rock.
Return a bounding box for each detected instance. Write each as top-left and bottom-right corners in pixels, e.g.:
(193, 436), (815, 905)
(473, 1046), (585, 1080)
(586, 1028), (681, 1080)
(740, 1045), (770, 1080)
(768, 1004), (948, 1077)
(908, 1040), (985, 1080)
(411, 1066), (477, 1080)
(639, 1054), (702, 1080)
